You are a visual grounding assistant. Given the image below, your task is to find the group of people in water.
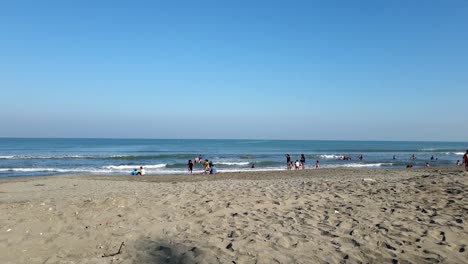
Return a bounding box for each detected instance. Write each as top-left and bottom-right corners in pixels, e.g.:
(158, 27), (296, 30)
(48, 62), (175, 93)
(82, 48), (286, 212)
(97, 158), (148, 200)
(285, 154), (320, 170)
(187, 156), (217, 175)
(132, 150), (468, 176)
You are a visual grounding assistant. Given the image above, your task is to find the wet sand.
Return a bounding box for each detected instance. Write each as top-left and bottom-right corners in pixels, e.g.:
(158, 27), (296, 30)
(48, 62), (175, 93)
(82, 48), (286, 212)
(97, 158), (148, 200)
(0, 167), (467, 263)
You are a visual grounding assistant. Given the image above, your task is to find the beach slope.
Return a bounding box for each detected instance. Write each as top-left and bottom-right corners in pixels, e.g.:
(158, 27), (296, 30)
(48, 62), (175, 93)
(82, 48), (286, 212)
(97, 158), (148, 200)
(0, 168), (466, 263)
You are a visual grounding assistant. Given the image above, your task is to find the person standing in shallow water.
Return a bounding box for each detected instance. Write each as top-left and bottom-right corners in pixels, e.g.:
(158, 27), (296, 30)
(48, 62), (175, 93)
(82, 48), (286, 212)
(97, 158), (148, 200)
(204, 159), (211, 174)
(286, 154), (291, 168)
(187, 160), (194, 174)
(463, 150), (468, 172)
(300, 154), (306, 169)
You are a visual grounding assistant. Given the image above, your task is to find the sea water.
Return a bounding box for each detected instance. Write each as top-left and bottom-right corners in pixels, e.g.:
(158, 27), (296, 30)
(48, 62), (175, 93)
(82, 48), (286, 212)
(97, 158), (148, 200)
(0, 138), (466, 178)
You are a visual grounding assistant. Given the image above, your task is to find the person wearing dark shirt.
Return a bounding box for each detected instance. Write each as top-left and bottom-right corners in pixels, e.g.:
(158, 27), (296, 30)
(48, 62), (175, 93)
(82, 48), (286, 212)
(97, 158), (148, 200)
(188, 160), (194, 174)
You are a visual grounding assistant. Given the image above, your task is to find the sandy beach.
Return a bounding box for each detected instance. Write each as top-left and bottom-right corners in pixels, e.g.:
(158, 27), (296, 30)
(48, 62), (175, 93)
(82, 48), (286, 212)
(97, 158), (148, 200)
(0, 167), (466, 264)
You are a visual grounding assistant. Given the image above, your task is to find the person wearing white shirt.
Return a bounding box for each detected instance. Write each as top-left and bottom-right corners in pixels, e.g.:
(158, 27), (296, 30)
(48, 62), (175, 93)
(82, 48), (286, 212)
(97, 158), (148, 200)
(137, 166), (146, 176)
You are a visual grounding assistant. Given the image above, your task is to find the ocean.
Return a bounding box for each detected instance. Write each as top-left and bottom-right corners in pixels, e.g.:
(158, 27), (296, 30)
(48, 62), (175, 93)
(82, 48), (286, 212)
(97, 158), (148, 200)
(0, 138), (466, 178)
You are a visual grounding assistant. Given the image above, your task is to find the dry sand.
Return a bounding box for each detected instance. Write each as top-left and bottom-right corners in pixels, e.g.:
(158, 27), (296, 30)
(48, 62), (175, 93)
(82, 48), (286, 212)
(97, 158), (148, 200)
(0, 167), (467, 264)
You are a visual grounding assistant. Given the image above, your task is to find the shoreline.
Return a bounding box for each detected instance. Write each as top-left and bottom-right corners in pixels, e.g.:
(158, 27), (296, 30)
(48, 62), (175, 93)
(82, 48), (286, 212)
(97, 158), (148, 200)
(1, 167), (466, 263)
(0, 166), (463, 184)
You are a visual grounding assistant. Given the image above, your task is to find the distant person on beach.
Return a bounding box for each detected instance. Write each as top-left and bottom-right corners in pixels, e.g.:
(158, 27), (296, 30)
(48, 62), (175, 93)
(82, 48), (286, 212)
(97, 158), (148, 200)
(131, 169), (138, 176)
(426, 162), (430, 167)
(137, 166), (145, 176)
(456, 160), (461, 166)
(463, 150), (468, 171)
(288, 161), (293, 170)
(286, 154), (291, 167)
(188, 160), (194, 174)
(393, 155), (396, 160)
(195, 155), (202, 164)
(315, 160), (320, 169)
(204, 159), (210, 174)
(300, 154), (306, 169)
(251, 163), (255, 168)
(359, 154), (363, 161)
(430, 155), (434, 160)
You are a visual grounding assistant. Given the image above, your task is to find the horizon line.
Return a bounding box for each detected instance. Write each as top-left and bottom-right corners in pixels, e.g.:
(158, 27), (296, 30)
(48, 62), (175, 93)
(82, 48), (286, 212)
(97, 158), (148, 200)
(0, 137), (466, 143)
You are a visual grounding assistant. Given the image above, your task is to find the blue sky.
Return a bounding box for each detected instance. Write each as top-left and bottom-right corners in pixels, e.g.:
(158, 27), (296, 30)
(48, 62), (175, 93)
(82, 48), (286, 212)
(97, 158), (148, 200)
(0, 0), (467, 141)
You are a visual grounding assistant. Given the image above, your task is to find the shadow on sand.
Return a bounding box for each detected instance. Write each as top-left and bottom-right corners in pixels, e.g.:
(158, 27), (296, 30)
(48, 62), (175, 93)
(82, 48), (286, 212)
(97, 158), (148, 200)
(130, 238), (203, 264)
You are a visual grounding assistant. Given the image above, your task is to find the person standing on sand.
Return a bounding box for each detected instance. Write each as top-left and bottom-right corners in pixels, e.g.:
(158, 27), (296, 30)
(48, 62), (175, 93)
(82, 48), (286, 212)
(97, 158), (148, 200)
(300, 154), (306, 169)
(188, 160), (194, 174)
(286, 154), (291, 168)
(463, 150), (468, 172)
(315, 160), (320, 169)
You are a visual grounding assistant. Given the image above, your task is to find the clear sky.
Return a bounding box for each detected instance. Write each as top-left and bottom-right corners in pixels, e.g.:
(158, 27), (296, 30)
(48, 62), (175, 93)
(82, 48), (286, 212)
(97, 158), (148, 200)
(0, 0), (467, 141)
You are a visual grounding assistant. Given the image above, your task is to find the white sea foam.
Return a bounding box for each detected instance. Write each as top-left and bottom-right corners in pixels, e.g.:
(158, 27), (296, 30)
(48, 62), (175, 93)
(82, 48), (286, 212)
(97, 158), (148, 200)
(442, 152), (464, 156)
(418, 148), (439, 152)
(0, 166), (282, 175)
(103, 164), (167, 170)
(162, 167), (287, 175)
(319, 154), (342, 159)
(327, 163), (393, 168)
(0, 161), (400, 175)
(215, 162), (250, 166)
(0, 168), (86, 172)
(0, 164), (167, 174)
(218, 167), (285, 173)
(0, 155), (96, 159)
(0, 154), (137, 159)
